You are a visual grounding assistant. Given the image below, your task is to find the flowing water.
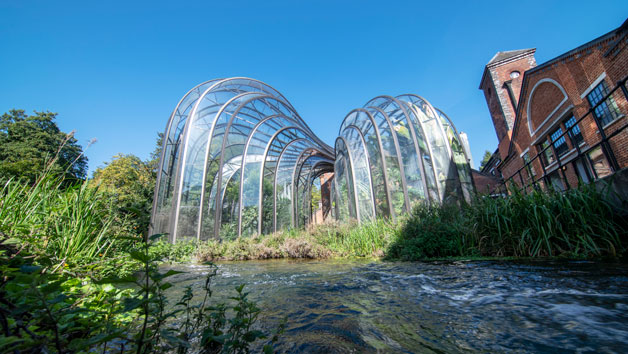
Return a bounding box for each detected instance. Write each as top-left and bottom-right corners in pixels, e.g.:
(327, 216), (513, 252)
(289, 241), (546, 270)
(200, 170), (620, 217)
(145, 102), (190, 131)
(165, 259), (628, 353)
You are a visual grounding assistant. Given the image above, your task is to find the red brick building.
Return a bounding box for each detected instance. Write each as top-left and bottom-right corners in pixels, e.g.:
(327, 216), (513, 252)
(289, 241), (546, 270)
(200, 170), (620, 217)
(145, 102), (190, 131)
(479, 19), (628, 191)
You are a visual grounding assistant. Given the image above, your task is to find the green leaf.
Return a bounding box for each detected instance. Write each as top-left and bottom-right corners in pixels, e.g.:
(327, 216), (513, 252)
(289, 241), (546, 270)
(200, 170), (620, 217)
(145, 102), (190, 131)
(122, 297), (143, 312)
(162, 269), (184, 278)
(0, 336), (22, 349)
(151, 269), (184, 282)
(19, 265), (41, 274)
(243, 330), (266, 342)
(128, 250), (150, 263)
(94, 276), (136, 284)
(160, 330), (190, 348)
(116, 235), (144, 242)
(149, 233), (167, 241)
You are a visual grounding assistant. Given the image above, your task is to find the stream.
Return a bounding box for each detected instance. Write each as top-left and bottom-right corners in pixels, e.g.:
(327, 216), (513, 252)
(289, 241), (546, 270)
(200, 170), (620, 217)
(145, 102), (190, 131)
(165, 259), (628, 353)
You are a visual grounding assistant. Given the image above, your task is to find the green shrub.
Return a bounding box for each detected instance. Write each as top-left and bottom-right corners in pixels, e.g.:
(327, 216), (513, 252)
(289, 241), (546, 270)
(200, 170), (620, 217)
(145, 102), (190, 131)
(386, 204), (471, 260)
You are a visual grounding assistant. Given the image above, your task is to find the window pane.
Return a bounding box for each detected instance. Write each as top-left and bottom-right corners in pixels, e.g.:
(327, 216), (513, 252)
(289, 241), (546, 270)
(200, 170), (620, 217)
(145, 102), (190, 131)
(587, 146), (613, 178)
(564, 116), (583, 145)
(522, 152), (535, 178)
(539, 140), (555, 165)
(587, 81), (621, 126)
(550, 127), (568, 157)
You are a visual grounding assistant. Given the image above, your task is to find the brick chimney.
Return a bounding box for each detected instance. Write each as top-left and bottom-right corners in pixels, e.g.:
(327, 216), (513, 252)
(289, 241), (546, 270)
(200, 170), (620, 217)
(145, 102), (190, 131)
(479, 48), (536, 160)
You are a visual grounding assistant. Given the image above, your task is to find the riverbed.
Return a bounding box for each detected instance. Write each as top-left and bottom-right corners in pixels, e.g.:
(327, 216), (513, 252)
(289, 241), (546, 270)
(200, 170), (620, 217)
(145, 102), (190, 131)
(165, 259), (628, 353)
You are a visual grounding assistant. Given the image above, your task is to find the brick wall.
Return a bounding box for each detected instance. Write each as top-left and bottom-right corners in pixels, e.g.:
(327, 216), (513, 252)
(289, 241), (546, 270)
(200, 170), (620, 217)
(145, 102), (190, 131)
(498, 24), (628, 190)
(471, 169), (503, 194)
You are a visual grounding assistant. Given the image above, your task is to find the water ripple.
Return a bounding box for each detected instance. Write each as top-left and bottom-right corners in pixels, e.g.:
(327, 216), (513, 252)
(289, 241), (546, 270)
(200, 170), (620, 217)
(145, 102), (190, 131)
(165, 259), (628, 353)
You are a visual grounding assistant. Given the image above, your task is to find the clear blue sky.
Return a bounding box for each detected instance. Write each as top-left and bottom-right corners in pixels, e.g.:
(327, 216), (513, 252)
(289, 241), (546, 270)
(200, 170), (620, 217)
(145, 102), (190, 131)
(1, 0), (627, 173)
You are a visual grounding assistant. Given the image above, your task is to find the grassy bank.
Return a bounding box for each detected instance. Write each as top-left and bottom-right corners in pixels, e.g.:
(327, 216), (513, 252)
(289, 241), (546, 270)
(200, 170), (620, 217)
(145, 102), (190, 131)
(154, 184), (627, 263)
(151, 218), (399, 263)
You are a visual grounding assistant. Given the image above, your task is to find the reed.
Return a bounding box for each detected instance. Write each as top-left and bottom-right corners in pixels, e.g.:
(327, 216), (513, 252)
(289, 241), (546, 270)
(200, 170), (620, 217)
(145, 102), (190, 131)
(0, 173), (126, 269)
(469, 184), (625, 258)
(387, 183), (627, 260)
(314, 219), (397, 257)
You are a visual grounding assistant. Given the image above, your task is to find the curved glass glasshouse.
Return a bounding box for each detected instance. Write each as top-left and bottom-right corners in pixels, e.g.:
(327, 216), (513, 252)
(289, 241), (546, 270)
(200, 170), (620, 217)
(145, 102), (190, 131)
(150, 78), (474, 242)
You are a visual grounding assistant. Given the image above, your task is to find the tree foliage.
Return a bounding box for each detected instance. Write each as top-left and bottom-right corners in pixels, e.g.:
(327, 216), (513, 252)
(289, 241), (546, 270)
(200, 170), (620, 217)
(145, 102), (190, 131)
(92, 154), (155, 236)
(146, 132), (164, 174)
(479, 150), (493, 170)
(0, 109), (88, 183)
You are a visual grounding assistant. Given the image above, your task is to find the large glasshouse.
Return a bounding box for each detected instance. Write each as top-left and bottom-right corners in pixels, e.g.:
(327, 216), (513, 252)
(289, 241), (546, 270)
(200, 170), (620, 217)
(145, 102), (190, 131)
(150, 78), (474, 243)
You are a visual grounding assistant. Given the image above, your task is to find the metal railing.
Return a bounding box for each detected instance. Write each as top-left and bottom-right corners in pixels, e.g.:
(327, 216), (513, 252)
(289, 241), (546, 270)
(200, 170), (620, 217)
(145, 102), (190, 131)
(490, 76), (628, 195)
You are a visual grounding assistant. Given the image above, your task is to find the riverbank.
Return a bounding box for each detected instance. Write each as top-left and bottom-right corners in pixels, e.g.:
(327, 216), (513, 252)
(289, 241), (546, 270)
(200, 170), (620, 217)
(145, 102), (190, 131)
(153, 184), (628, 264)
(2, 171), (626, 352)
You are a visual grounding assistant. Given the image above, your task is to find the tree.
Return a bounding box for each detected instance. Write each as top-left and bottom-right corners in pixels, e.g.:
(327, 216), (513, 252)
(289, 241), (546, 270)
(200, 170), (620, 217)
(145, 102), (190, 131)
(479, 150), (493, 170)
(0, 109), (88, 183)
(91, 154), (155, 235)
(146, 132), (164, 174)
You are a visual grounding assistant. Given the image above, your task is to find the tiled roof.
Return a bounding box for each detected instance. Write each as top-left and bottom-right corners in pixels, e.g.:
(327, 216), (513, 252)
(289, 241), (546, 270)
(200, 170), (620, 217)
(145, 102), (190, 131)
(487, 48), (535, 65)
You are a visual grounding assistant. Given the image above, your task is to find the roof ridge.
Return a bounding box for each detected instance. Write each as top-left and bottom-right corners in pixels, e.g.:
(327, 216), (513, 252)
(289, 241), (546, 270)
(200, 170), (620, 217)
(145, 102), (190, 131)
(487, 48), (536, 65)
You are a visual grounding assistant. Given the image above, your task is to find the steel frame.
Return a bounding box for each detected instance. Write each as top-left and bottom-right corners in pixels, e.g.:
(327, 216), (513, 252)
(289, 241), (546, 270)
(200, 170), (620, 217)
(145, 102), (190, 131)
(150, 78), (473, 242)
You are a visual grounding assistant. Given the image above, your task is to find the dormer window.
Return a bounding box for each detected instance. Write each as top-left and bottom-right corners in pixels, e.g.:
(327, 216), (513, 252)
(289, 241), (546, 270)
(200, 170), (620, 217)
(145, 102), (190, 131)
(510, 71), (520, 79)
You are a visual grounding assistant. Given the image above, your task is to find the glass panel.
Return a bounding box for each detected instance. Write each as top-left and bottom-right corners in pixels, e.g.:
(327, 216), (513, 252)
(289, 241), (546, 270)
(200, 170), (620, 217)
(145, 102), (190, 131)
(352, 111), (390, 217)
(366, 107), (406, 217)
(587, 81), (621, 126)
(365, 97), (424, 209)
(539, 140), (555, 165)
(436, 109), (469, 204)
(548, 171), (565, 192)
(396, 95), (446, 203)
(564, 116), (584, 145)
(550, 127), (568, 157)
(522, 152), (536, 180)
(574, 158), (592, 184)
(341, 127), (375, 221)
(587, 146), (612, 179)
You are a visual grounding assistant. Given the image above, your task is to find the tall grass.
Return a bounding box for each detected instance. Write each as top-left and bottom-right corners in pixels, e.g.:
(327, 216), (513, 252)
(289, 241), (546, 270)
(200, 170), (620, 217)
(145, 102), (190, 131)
(388, 184), (627, 260)
(386, 204), (471, 260)
(0, 174), (126, 269)
(469, 185), (625, 257)
(313, 219), (397, 257)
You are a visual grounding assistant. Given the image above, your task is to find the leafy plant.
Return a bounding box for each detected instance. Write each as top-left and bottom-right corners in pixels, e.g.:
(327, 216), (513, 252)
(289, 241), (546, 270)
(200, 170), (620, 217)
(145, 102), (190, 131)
(386, 203), (470, 260)
(0, 234), (284, 353)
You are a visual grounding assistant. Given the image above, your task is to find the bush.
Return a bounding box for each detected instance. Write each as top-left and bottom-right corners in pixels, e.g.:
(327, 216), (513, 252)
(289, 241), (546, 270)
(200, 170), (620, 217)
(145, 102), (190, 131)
(386, 204), (471, 260)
